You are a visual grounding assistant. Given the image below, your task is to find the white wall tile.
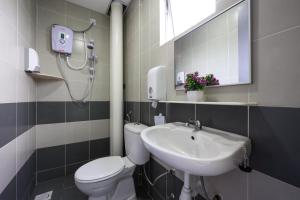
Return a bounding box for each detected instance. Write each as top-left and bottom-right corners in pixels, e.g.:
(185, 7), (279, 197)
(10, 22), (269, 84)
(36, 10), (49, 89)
(66, 2), (91, 22)
(37, 0), (66, 14)
(36, 123), (67, 148)
(37, 81), (67, 102)
(91, 63), (110, 101)
(252, 0), (300, 40)
(0, 0), (18, 27)
(0, 61), (17, 103)
(36, 0), (110, 102)
(251, 27), (300, 107)
(16, 127), (35, 171)
(36, 120), (109, 149)
(90, 119), (109, 140)
(65, 121), (90, 144)
(0, 17), (17, 67)
(0, 140), (16, 193)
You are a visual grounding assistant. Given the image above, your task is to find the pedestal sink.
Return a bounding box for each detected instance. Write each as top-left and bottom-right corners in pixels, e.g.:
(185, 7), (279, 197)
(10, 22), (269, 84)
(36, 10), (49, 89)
(141, 123), (251, 200)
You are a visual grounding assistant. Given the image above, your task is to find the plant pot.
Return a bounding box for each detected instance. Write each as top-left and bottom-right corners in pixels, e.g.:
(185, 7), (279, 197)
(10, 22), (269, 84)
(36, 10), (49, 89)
(187, 90), (204, 102)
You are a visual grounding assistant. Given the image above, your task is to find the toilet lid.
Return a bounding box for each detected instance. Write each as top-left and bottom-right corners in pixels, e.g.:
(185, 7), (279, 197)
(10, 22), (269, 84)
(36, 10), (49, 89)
(75, 156), (124, 183)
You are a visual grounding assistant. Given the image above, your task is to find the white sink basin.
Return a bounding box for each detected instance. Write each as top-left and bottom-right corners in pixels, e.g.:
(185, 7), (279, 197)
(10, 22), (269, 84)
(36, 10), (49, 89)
(141, 123), (251, 176)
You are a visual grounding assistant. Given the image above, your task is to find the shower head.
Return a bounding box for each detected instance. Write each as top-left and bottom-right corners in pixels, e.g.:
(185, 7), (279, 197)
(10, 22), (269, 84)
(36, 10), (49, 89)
(90, 18), (96, 26)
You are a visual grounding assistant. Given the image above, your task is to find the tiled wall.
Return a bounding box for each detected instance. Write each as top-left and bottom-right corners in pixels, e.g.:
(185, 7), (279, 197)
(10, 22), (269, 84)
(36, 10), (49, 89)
(124, 0), (300, 199)
(36, 0), (110, 102)
(126, 101), (300, 200)
(34, 0), (111, 183)
(35, 101), (110, 182)
(125, 0), (300, 107)
(0, 0), (37, 199)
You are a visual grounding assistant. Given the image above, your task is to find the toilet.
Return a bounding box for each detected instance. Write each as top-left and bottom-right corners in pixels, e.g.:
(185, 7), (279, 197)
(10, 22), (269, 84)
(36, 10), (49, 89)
(74, 123), (149, 200)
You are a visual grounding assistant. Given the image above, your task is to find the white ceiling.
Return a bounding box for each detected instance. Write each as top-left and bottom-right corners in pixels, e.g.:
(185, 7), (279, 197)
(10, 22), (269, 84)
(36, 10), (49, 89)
(66, 0), (132, 15)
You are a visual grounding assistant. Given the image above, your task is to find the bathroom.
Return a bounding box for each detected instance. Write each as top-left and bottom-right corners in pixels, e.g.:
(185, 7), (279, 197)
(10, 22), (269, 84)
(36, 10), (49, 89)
(0, 0), (299, 199)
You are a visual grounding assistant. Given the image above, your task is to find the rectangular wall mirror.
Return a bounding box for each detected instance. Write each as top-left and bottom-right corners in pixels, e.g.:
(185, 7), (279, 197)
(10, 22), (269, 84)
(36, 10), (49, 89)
(174, 0), (251, 90)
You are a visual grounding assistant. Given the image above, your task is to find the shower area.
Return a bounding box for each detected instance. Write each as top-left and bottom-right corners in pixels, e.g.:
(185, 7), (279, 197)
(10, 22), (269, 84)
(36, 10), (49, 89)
(35, 0), (111, 176)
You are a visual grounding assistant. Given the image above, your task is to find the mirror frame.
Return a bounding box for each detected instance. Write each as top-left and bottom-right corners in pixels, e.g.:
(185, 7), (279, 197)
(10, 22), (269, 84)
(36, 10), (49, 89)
(174, 0), (252, 89)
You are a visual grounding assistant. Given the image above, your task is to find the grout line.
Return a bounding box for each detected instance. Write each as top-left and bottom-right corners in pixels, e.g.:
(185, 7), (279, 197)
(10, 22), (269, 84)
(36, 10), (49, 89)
(253, 24), (300, 42)
(37, 159), (89, 174)
(16, 0), (19, 197)
(247, 105), (250, 138)
(194, 104), (197, 120)
(64, 144), (67, 176)
(148, 102), (151, 125)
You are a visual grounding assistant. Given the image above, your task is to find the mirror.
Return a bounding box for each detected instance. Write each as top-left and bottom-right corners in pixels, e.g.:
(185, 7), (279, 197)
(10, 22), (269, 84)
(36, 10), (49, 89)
(174, 0), (251, 90)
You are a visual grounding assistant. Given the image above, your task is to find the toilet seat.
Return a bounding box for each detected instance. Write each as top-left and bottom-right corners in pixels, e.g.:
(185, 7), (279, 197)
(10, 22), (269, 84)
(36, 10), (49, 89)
(75, 156), (124, 183)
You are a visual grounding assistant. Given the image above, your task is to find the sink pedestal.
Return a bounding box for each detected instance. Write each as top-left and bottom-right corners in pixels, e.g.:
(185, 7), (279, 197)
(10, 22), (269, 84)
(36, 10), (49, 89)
(180, 173), (192, 200)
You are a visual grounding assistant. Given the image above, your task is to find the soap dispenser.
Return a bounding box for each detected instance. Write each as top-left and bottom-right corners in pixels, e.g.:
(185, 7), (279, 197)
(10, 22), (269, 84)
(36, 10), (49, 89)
(147, 66), (167, 102)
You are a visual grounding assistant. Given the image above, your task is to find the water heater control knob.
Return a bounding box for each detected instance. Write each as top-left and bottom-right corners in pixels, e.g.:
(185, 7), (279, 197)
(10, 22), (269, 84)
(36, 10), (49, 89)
(59, 39), (65, 44)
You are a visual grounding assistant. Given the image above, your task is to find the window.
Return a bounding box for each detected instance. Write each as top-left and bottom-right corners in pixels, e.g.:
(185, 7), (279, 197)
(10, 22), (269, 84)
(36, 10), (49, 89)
(160, 0), (216, 46)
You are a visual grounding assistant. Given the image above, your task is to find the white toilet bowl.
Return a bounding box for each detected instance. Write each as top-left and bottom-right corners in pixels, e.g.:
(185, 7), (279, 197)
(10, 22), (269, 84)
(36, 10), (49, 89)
(75, 123), (149, 200)
(75, 156), (136, 200)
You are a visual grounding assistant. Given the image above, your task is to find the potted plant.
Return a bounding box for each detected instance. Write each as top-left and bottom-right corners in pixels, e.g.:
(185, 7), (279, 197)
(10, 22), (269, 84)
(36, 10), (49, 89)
(204, 74), (219, 86)
(184, 72), (219, 101)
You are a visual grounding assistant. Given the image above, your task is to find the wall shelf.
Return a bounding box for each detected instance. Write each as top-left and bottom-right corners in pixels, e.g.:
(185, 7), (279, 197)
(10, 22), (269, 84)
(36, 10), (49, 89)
(26, 72), (64, 81)
(159, 100), (257, 106)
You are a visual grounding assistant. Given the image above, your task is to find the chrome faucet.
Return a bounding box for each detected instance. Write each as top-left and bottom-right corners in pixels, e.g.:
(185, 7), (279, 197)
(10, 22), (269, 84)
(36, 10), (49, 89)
(125, 111), (133, 123)
(185, 119), (202, 130)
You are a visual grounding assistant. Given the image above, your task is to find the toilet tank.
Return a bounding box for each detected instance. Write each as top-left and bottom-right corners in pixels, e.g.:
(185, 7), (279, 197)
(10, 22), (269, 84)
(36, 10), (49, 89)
(124, 123), (149, 165)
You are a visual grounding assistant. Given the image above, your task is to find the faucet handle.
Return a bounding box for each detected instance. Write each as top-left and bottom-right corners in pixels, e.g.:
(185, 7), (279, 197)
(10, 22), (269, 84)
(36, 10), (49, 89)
(185, 119), (202, 130)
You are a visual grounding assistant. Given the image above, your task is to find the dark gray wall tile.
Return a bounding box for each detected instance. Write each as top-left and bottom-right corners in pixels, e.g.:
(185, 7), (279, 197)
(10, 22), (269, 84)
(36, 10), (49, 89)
(150, 186), (165, 200)
(29, 102), (36, 128)
(166, 103), (195, 123)
(66, 102), (89, 122)
(125, 101), (140, 122)
(0, 177), (16, 200)
(37, 167), (65, 183)
(141, 161), (151, 194)
(196, 105), (248, 136)
(133, 166), (143, 190)
(17, 102), (29, 136)
(167, 173), (183, 200)
(66, 161), (88, 176)
(66, 141), (89, 164)
(140, 102), (150, 126)
(149, 158), (167, 199)
(250, 106), (300, 188)
(37, 145), (65, 171)
(0, 103), (16, 148)
(90, 138), (110, 160)
(90, 101), (109, 120)
(150, 102), (166, 126)
(17, 153), (35, 200)
(37, 102), (65, 124)
(194, 194), (206, 200)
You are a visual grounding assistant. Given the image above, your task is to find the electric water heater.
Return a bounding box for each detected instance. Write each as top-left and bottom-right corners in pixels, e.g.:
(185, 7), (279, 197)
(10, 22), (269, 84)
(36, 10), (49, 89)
(51, 24), (73, 54)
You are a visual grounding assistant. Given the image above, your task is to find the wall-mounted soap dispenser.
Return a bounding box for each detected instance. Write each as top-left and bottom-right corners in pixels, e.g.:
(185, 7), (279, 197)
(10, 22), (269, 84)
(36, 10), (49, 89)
(147, 66), (167, 102)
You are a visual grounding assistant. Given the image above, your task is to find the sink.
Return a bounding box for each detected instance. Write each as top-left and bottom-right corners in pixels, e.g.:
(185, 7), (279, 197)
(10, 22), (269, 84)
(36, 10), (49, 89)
(141, 123), (251, 200)
(141, 123), (250, 176)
